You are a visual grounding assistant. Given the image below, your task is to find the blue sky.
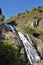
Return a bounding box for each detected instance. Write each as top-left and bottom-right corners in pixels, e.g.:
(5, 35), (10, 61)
(0, 0), (43, 20)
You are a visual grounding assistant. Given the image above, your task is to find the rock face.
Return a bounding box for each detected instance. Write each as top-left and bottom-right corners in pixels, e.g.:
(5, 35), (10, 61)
(0, 24), (27, 62)
(0, 24), (43, 65)
(31, 17), (42, 27)
(4, 31), (22, 48)
(0, 23), (29, 65)
(0, 24), (5, 40)
(30, 36), (43, 59)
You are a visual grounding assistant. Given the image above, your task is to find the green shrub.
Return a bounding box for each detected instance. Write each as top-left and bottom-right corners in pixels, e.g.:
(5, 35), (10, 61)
(38, 6), (43, 9)
(32, 8), (37, 11)
(38, 6), (43, 11)
(0, 40), (27, 65)
(24, 26), (35, 35)
(26, 10), (30, 14)
(18, 13), (22, 16)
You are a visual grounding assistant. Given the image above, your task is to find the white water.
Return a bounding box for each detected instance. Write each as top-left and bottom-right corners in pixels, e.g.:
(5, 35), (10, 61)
(5, 24), (15, 32)
(5, 24), (41, 64)
(26, 34), (33, 46)
(18, 32), (41, 64)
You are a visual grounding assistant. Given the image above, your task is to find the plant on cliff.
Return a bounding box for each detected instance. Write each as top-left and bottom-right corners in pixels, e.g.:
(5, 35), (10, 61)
(32, 8), (37, 11)
(0, 8), (5, 25)
(0, 40), (27, 65)
(26, 10), (30, 14)
(18, 13), (22, 16)
(24, 26), (35, 35)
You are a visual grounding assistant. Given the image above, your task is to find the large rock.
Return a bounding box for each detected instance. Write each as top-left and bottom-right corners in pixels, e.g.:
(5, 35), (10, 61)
(33, 61), (43, 65)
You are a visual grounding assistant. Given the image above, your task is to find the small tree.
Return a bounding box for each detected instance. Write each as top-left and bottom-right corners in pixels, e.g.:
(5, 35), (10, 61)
(0, 8), (2, 14)
(0, 8), (5, 21)
(26, 10), (30, 14)
(32, 8), (37, 11)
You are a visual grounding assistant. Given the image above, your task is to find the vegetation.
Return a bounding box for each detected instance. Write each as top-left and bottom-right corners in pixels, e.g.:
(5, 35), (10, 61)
(18, 13), (22, 16)
(32, 8), (37, 11)
(0, 8), (2, 14)
(0, 14), (5, 20)
(4, 6), (43, 24)
(25, 10), (30, 14)
(0, 8), (5, 20)
(0, 40), (27, 65)
(24, 26), (35, 35)
(38, 6), (43, 10)
(0, 6), (43, 65)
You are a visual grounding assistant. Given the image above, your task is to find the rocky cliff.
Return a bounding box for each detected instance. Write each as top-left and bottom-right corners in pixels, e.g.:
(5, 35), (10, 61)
(5, 6), (43, 60)
(0, 6), (43, 65)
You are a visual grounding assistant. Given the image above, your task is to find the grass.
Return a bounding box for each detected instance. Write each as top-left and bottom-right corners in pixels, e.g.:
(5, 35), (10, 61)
(4, 6), (43, 25)
(24, 26), (35, 35)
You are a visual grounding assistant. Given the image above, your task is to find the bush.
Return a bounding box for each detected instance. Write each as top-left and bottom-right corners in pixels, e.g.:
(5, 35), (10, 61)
(26, 10), (30, 14)
(18, 13), (22, 16)
(32, 8), (37, 11)
(0, 40), (27, 65)
(24, 26), (35, 35)
(38, 6), (43, 9)
(37, 6), (43, 12)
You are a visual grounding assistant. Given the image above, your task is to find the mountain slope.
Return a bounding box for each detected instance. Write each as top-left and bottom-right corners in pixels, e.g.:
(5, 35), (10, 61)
(5, 6), (43, 63)
(0, 6), (43, 65)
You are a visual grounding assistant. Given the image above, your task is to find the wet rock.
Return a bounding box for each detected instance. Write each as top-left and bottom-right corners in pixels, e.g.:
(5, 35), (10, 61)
(37, 44), (43, 59)
(33, 61), (43, 65)
(30, 36), (43, 59)
(20, 47), (25, 54)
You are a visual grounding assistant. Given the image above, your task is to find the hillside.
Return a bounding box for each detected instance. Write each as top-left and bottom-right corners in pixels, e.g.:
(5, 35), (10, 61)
(0, 6), (43, 65)
(5, 6), (43, 48)
(5, 6), (43, 32)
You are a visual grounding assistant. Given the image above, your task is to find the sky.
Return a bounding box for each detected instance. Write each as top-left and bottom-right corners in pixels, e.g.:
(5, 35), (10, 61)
(0, 0), (43, 20)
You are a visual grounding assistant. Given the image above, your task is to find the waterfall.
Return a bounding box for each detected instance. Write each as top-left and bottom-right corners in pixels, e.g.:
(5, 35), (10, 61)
(26, 34), (34, 46)
(5, 24), (41, 64)
(5, 24), (15, 32)
(18, 32), (41, 64)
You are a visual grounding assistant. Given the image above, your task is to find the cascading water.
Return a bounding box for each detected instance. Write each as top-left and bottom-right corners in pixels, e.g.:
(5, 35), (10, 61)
(5, 24), (15, 32)
(18, 32), (41, 64)
(5, 24), (41, 65)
